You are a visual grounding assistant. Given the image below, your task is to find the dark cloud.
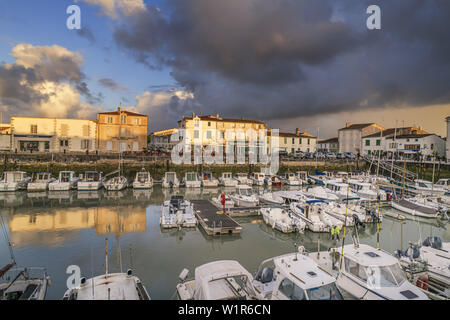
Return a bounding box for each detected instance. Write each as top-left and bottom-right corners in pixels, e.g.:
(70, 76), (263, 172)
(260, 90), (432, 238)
(98, 77), (128, 91)
(106, 0), (450, 128)
(76, 26), (96, 44)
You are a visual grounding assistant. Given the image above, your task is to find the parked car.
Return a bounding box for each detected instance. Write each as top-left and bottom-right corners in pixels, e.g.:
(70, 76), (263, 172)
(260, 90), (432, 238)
(327, 153), (337, 159)
(279, 150), (288, 157)
(337, 153), (344, 159)
(345, 152), (356, 159)
(294, 150), (304, 158)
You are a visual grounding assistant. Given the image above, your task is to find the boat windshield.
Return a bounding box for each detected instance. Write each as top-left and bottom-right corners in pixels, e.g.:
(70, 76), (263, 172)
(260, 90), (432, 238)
(85, 172), (99, 181)
(278, 278), (307, 300)
(306, 283), (343, 300)
(137, 173), (149, 182)
(365, 264), (406, 287)
(61, 172), (71, 182)
(239, 188), (253, 196)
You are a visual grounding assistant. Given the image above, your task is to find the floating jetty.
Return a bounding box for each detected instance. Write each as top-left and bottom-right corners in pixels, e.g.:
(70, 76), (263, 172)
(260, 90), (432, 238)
(191, 200), (243, 236)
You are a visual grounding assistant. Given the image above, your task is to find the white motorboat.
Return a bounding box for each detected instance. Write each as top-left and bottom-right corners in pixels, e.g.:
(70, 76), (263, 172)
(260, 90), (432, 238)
(259, 207), (305, 233)
(253, 248), (344, 300)
(229, 185), (259, 207)
(435, 179), (449, 192)
(63, 270), (150, 300)
(325, 180), (359, 200)
(407, 194), (448, 213)
(309, 171), (334, 185)
(414, 179), (447, 196)
(104, 176), (128, 191)
(304, 186), (339, 202)
(211, 194), (234, 209)
(77, 171), (104, 191)
(162, 172), (180, 188)
(49, 171), (79, 191)
(27, 172), (55, 192)
(265, 175), (280, 187)
(160, 195), (197, 228)
(320, 202), (356, 227)
(348, 179), (387, 201)
(289, 202), (329, 233)
(391, 199), (441, 219)
(133, 170), (153, 189)
(200, 171), (219, 188)
(176, 260), (258, 300)
(218, 172), (238, 187)
(296, 171), (313, 185)
(259, 191), (284, 205)
(279, 172), (302, 186)
(0, 171), (30, 192)
(312, 244), (429, 300)
(234, 173), (252, 185)
(0, 266), (50, 300)
(249, 173), (266, 186)
(183, 172), (201, 188)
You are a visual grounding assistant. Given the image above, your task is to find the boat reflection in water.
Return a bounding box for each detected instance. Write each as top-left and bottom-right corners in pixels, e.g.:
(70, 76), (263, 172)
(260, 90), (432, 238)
(77, 191), (101, 200)
(133, 189), (153, 201)
(8, 205), (147, 248)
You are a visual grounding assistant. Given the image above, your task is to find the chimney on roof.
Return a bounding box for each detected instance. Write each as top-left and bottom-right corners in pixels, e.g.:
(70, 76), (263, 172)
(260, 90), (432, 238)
(296, 128), (300, 136)
(216, 114), (219, 118)
(241, 116), (244, 120)
(192, 112), (195, 118)
(118, 106), (121, 113)
(345, 122), (350, 128)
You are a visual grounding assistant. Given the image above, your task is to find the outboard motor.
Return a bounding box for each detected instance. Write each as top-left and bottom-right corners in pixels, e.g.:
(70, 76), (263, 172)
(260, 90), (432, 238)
(369, 210), (380, 223)
(169, 181), (174, 188)
(353, 214), (365, 228)
(423, 236), (442, 250)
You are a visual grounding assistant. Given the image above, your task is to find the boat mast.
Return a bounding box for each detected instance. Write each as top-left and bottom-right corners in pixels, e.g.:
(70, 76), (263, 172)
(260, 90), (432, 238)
(0, 213), (16, 266)
(390, 121), (397, 180)
(105, 238), (109, 275)
(376, 130), (383, 179)
(431, 154), (436, 193)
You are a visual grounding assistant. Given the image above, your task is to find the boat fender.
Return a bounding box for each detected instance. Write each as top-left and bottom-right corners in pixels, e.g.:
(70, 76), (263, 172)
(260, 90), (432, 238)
(416, 276), (429, 291)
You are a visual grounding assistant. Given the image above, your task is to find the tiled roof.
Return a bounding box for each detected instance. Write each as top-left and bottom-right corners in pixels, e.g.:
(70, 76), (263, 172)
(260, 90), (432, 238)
(363, 127), (428, 138)
(319, 137), (339, 144)
(385, 133), (434, 140)
(99, 109), (147, 117)
(339, 123), (376, 131)
(180, 115), (265, 125)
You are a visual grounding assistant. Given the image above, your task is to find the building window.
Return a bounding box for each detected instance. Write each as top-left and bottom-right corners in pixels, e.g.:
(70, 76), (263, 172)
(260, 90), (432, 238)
(82, 125), (89, 137)
(121, 115), (127, 124)
(292, 138), (295, 144)
(307, 138), (310, 145)
(30, 125), (37, 134)
(60, 140), (69, 147)
(194, 130), (199, 139)
(208, 122), (211, 127)
(376, 139), (381, 146)
(366, 140), (370, 146)
(81, 140), (90, 150)
(107, 117), (113, 124)
(284, 137), (287, 144)
(44, 141), (50, 151)
(133, 118), (141, 125)
(194, 120), (200, 127)
(206, 131), (212, 139)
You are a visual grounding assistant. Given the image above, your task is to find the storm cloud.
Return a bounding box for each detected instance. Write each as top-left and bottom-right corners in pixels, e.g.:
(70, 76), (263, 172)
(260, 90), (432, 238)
(87, 0), (450, 128)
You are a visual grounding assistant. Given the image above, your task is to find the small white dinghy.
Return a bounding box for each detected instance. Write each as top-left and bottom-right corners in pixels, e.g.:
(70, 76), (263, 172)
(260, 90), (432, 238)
(218, 172), (238, 187)
(104, 176), (128, 191)
(49, 171), (79, 191)
(176, 260), (258, 300)
(0, 171), (30, 192)
(259, 207), (305, 233)
(27, 172), (55, 192)
(311, 244), (429, 300)
(259, 191), (284, 205)
(133, 169), (153, 189)
(304, 186), (339, 202)
(253, 247), (344, 300)
(230, 185), (259, 207)
(160, 196), (197, 228)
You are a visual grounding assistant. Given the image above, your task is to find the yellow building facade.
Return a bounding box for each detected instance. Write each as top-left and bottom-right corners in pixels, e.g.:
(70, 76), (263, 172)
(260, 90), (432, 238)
(97, 107), (148, 153)
(10, 116), (97, 152)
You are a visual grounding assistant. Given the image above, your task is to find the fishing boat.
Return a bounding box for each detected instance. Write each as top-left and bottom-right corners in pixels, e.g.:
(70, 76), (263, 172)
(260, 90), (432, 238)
(303, 186), (339, 202)
(0, 171), (30, 192)
(234, 173), (252, 185)
(325, 180), (359, 200)
(279, 172), (302, 186)
(63, 240), (150, 300)
(229, 185), (259, 207)
(253, 248), (344, 300)
(296, 171), (313, 185)
(289, 202), (329, 232)
(259, 191), (284, 205)
(49, 171), (79, 191)
(259, 207), (305, 233)
(132, 169), (153, 189)
(162, 172), (180, 188)
(265, 175), (281, 187)
(77, 171), (104, 191)
(249, 173), (266, 186)
(27, 172), (55, 192)
(312, 244), (429, 300)
(183, 172), (201, 188)
(391, 198), (441, 219)
(211, 194), (234, 209)
(176, 260), (258, 300)
(200, 171), (219, 188)
(218, 172), (238, 187)
(160, 195), (197, 228)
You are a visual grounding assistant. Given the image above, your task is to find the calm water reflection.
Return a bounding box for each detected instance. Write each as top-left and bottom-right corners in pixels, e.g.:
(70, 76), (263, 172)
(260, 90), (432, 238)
(0, 186), (448, 299)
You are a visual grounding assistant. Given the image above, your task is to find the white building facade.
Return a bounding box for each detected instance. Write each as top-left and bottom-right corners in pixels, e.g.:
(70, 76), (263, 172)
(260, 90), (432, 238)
(385, 134), (445, 159)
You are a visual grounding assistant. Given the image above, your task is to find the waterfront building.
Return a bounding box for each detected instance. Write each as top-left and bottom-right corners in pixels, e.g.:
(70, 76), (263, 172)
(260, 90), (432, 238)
(149, 128), (179, 151)
(317, 137), (339, 153)
(385, 133), (445, 159)
(97, 107), (148, 153)
(10, 116), (97, 153)
(177, 113), (266, 156)
(268, 128), (317, 154)
(361, 127), (428, 156)
(446, 116), (450, 161)
(338, 122), (384, 154)
(0, 123), (11, 151)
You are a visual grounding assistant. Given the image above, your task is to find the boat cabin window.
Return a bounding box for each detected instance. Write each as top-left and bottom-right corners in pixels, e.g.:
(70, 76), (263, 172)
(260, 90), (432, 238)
(366, 264), (406, 287)
(344, 258), (368, 282)
(137, 173), (149, 182)
(239, 188), (253, 196)
(86, 172), (99, 181)
(306, 283), (343, 300)
(61, 172), (71, 182)
(223, 173), (231, 179)
(277, 278), (306, 300)
(417, 182), (429, 188)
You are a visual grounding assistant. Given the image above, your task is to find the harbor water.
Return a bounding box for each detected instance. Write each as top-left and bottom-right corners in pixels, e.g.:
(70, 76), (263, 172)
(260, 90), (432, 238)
(0, 186), (449, 299)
